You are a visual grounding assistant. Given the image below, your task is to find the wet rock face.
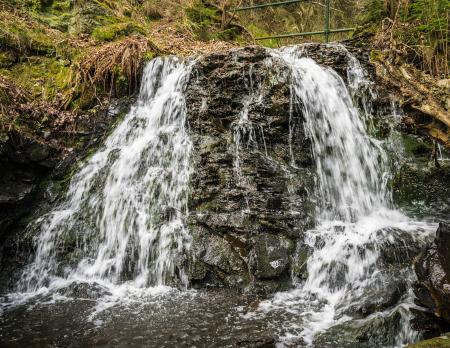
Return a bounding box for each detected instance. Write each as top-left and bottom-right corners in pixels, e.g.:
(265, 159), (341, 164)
(0, 132), (62, 291)
(184, 45), (374, 292)
(414, 223), (450, 325)
(185, 46), (315, 291)
(0, 132), (59, 237)
(249, 233), (293, 279)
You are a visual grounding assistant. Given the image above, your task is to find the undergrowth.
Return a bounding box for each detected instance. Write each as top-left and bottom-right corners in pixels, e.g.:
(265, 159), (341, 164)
(363, 0), (449, 77)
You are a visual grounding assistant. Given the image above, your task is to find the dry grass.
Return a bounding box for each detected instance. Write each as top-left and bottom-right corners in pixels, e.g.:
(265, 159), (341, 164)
(150, 21), (237, 56)
(72, 35), (158, 96)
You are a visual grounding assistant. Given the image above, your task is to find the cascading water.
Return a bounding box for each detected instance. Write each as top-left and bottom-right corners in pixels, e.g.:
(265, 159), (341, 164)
(232, 63), (268, 211)
(252, 46), (436, 347)
(5, 57), (193, 306)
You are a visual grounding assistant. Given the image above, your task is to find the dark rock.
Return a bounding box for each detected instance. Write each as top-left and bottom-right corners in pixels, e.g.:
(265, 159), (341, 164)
(377, 227), (425, 267)
(410, 308), (450, 340)
(436, 223), (450, 274)
(236, 335), (276, 348)
(249, 233), (293, 279)
(314, 311), (402, 348)
(291, 242), (311, 281)
(392, 155), (450, 220)
(0, 133), (58, 238)
(183, 44), (389, 292)
(339, 277), (406, 318)
(414, 223), (450, 325)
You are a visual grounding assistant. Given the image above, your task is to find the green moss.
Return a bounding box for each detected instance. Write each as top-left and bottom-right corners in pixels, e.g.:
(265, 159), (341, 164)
(0, 52), (15, 68)
(112, 65), (129, 96)
(91, 21), (147, 42)
(67, 1), (115, 35)
(0, 57), (72, 102)
(185, 1), (219, 24)
(143, 51), (156, 61)
(185, 2), (218, 41)
(370, 49), (384, 62)
(0, 10), (59, 54)
(26, 0), (73, 32)
(214, 27), (241, 41)
(184, 1), (245, 43)
(401, 134), (434, 159)
(407, 335), (450, 348)
(246, 23), (279, 48)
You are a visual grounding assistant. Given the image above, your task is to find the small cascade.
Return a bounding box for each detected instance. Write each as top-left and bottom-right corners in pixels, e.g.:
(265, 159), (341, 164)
(232, 64), (268, 211)
(9, 57), (194, 303)
(257, 46), (436, 346)
(438, 142), (450, 161)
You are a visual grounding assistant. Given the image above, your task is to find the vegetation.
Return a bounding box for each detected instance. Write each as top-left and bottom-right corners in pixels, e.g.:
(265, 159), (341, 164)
(363, 0), (449, 77)
(0, 0), (448, 153)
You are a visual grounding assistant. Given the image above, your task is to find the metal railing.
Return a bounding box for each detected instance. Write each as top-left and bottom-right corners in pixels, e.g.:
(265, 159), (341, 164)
(230, 0), (355, 43)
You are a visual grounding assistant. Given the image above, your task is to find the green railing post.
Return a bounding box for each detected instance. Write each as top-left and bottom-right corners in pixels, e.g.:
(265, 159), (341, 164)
(254, 28), (355, 40)
(324, 0), (330, 43)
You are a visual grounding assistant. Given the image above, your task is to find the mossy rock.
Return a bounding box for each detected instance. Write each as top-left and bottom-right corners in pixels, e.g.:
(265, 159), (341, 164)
(392, 162), (450, 218)
(407, 335), (450, 348)
(401, 133), (434, 159)
(315, 311), (402, 347)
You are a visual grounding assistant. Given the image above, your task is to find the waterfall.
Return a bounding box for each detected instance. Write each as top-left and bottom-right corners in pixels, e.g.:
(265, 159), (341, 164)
(0, 45), (440, 346)
(10, 57), (193, 302)
(257, 46), (436, 347)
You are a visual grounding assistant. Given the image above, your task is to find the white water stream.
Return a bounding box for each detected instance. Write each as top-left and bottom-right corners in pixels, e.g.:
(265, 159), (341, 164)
(4, 57), (193, 308)
(250, 46), (436, 347)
